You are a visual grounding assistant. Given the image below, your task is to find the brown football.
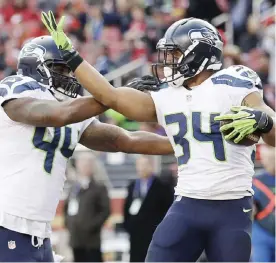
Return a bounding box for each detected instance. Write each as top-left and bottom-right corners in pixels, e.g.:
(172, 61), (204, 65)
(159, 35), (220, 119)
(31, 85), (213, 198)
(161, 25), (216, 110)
(220, 117), (261, 146)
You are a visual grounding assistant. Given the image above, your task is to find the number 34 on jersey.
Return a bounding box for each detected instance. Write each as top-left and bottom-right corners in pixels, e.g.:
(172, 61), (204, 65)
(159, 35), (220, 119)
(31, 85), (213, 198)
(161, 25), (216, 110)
(165, 112), (226, 166)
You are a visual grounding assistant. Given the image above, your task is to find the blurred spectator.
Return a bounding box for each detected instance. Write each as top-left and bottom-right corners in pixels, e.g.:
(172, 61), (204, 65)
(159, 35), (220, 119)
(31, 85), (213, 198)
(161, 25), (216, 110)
(124, 5), (146, 41)
(94, 44), (117, 75)
(3, 44), (18, 77)
(144, 7), (169, 58)
(223, 44), (243, 66)
(185, 0), (226, 26)
(116, 0), (132, 34)
(0, 35), (8, 72)
(0, 0), (39, 24)
(229, 0), (253, 44)
(37, 0), (59, 13)
(245, 48), (270, 86)
(85, 4), (104, 41)
(238, 15), (260, 53)
(64, 152), (110, 262)
(61, 1), (87, 42)
(123, 155), (174, 262)
(116, 38), (146, 66)
(252, 145), (275, 262)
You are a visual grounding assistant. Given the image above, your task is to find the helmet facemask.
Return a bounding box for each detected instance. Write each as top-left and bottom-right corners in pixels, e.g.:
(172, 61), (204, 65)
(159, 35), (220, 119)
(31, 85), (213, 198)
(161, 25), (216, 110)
(37, 60), (81, 99)
(152, 45), (191, 88)
(152, 39), (223, 88)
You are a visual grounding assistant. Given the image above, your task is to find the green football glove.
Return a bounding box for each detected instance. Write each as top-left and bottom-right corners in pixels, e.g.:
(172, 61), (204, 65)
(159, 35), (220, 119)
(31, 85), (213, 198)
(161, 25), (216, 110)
(214, 106), (273, 143)
(41, 11), (83, 72)
(41, 11), (72, 50)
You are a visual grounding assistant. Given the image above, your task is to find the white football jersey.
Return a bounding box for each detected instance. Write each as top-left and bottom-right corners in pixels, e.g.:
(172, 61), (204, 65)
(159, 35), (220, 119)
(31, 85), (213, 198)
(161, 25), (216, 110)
(0, 75), (94, 237)
(151, 65), (262, 200)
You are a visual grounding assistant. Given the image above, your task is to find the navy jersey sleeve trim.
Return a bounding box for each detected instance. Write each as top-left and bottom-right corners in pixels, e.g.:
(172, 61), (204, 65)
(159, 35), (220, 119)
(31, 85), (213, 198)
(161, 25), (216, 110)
(0, 76), (46, 96)
(211, 74), (254, 89)
(0, 87), (8, 97)
(13, 81), (45, 94)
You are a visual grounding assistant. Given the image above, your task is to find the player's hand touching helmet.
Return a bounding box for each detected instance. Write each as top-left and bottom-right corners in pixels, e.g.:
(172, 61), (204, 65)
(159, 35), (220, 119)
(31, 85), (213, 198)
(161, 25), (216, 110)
(215, 106), (274, 144)
(126, 75), (160, 92)
(41, 11), (83, 72)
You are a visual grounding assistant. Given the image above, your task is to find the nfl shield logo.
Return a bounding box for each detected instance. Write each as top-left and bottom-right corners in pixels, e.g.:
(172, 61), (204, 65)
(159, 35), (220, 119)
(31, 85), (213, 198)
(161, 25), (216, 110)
(186, 95), (192, 102)
(8, 240), (16, 250)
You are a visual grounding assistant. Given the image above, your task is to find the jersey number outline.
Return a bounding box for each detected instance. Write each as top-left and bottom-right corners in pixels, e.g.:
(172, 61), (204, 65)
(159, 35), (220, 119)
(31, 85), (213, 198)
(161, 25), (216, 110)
(165, 112), (226, 166)
(33, 127), (74, 174)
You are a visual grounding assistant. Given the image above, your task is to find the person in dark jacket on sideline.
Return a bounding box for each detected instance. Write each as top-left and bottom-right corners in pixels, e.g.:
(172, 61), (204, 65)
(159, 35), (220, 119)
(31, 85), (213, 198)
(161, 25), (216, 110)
(64, 152), (110, 262)
(123, 155), (174, 262)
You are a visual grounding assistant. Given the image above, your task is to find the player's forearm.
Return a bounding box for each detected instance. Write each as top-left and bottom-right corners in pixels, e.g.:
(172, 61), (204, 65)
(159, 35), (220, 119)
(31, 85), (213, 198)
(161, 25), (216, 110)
(73, 61), (157, 122)
(63, 97), (108, 125)
(4, 97), (107, 127)
(243, 93), (275, 147)
(254, 104), (275, 147)
(262, 123), (275, 147)
(4, 98), (64, 127)
(125, 131), (173, 155)
(74, 61), (118, 107)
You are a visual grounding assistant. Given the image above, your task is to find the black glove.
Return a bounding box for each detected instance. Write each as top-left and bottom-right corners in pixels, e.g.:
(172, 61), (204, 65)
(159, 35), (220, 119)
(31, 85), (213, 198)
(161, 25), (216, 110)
(126, 75), (160, 92)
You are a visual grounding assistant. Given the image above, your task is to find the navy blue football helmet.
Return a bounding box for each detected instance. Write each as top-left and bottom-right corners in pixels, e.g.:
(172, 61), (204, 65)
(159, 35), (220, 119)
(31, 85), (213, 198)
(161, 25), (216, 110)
(152, 18), (223, 88)
(17, 36), (81, 98)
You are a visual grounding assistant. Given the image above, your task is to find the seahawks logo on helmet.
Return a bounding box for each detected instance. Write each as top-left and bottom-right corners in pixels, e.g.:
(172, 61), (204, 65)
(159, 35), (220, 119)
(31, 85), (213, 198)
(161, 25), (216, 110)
(19, 43), (46, 62)
(188, 28), (220, 46)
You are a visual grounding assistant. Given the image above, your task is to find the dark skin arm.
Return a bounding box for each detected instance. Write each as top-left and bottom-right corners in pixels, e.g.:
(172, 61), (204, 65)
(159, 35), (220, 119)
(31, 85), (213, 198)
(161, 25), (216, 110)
(3, 97), (108, 127)
(74, 61), (157, 122)
(242, 91), (275, 146)
(79, 119), (174, 155)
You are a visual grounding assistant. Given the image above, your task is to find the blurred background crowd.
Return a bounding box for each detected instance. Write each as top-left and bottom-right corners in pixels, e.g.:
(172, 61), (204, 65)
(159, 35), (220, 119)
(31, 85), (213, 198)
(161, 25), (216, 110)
(0, 0), (275, 262)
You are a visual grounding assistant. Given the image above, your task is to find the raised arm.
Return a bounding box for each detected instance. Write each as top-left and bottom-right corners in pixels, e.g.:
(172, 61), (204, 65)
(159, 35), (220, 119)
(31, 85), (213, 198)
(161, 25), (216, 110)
(74, 61), (157, 122)
(79, 119), (173, 155)
(3, 97), (108, 127)
(41, 11), (157, 122)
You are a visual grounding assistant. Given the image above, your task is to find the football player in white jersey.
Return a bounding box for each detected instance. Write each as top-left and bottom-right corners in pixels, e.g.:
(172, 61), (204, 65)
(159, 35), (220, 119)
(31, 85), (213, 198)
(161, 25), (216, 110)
(42, 12), (275, 262)
(0, 36), (174, 262)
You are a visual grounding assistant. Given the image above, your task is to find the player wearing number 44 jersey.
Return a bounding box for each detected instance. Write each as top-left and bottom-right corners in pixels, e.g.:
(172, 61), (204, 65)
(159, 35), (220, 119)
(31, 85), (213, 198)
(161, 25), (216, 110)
(0, 36), (174, 262)
(42, 12), (275, 262)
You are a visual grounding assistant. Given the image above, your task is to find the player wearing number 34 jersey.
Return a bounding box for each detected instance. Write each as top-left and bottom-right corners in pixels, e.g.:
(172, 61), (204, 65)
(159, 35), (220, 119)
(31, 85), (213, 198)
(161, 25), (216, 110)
(42, 12), (275, 262)
(0, 36), (173, 262)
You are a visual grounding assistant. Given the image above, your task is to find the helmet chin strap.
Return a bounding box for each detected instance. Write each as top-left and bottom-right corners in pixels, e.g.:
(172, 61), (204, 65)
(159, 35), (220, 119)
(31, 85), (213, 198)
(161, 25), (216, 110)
(163, 56), (219, 88)
(163, 54), (185, 88)
(38, 79), (70, 102)
(163, 67), (185, 88)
